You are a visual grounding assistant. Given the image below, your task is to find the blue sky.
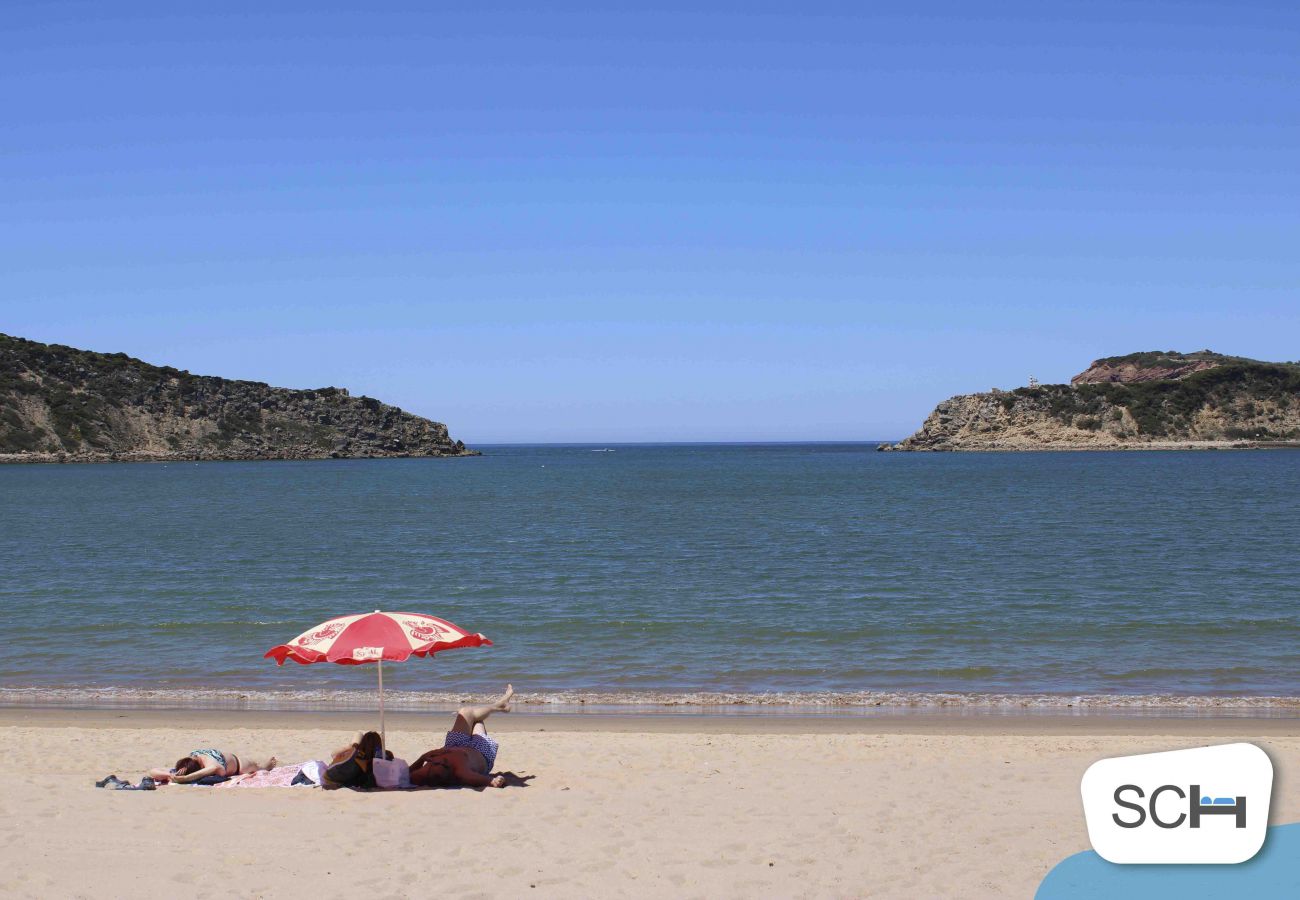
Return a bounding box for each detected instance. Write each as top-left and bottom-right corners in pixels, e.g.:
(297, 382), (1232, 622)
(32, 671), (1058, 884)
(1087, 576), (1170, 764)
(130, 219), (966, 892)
(3, 1), (1298, 442)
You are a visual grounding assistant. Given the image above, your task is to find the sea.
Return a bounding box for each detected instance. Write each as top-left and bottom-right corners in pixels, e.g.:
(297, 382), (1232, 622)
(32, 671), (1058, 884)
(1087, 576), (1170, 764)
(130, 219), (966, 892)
(1, 444), (1297, 713)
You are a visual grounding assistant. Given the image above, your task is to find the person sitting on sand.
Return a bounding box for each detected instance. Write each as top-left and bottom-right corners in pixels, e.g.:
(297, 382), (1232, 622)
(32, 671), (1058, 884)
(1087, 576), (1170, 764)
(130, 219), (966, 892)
(148, 748), (276, 784)
(319, 730), (390, 789)
(409, 685), (516, 789)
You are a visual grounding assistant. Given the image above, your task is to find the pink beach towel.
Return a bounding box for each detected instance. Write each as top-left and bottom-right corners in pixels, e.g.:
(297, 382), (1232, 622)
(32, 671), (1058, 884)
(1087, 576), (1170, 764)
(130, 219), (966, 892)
(215, 764), (304, 788)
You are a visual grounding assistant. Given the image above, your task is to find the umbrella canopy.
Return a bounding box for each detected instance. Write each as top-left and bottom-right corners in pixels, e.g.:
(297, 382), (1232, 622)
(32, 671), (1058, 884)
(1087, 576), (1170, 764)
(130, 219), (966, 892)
(265, 610), (490, 666)
(265, 611), (491, 747)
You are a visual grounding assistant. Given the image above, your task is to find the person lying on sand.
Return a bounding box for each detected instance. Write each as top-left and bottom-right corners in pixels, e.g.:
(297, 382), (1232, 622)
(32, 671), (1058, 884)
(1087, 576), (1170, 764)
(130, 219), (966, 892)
(409, 685), (519, 789)
(319, 730), (391, 789)
(148, 748), (276, 784)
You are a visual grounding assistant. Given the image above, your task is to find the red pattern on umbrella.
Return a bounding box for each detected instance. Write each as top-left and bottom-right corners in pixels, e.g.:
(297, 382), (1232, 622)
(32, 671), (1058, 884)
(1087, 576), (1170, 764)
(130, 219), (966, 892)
(265, 611), (491, 666)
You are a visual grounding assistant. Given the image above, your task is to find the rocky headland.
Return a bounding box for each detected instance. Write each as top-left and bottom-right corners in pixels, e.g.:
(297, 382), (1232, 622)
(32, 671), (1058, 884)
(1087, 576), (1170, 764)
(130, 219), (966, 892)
(0, 334), (477, 463)
(882, 350), (1300, 451)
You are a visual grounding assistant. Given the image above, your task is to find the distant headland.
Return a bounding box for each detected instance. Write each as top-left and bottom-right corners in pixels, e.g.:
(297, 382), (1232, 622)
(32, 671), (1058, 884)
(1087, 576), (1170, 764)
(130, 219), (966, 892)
(0, 334), (477, 463)
(881, 350), (1300, 451)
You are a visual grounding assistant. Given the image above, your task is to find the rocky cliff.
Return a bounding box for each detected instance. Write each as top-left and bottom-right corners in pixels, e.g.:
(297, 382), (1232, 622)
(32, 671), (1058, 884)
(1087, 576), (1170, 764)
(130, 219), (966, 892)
(1070, 350), (1243, 385)
(0, 334), (477, 463)
(883, 351), (1300, 451)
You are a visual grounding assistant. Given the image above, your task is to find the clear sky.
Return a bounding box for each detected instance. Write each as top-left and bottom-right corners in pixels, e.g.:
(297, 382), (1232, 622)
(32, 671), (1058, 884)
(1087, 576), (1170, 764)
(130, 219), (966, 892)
(3, 2), (1298, 442)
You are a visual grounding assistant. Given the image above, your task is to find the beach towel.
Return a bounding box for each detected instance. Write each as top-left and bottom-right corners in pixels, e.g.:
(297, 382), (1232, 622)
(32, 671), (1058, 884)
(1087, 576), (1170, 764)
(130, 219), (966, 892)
(215, 764), (304, 788)
(191, 775), (231, 786)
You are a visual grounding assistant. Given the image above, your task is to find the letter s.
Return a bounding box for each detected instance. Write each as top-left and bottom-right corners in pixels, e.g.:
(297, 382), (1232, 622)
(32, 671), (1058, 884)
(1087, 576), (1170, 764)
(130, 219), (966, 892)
(1113, 785), (1146, 828)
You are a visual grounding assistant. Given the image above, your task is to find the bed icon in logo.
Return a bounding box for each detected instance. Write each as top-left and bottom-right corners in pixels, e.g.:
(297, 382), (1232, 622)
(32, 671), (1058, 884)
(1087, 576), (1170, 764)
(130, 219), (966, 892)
(1191, 791), (1248, 828)
(1081, 742), (1272, 864)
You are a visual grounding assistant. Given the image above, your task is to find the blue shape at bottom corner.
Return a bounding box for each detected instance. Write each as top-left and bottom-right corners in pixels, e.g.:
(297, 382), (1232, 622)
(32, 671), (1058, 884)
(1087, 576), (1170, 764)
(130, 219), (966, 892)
(1036, 823), (1300, 900)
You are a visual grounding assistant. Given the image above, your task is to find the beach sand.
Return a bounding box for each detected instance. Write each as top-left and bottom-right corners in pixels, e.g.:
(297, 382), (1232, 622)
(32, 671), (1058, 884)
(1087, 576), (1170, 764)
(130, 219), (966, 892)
(1, 708), (1296, 899)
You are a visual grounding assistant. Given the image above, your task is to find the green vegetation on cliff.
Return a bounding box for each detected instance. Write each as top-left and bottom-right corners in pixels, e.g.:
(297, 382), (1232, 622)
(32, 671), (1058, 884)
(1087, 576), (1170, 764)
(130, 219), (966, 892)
(1090, 350), (1248, 369)
(1006, 361), (1300, 439)
(890, 351), (1300, 450)
(0, 333), (475, 461)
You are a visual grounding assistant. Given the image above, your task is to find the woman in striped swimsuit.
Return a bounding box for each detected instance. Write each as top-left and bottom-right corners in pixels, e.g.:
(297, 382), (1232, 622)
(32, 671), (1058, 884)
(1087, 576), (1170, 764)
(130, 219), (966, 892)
(148, 748), (277, 784)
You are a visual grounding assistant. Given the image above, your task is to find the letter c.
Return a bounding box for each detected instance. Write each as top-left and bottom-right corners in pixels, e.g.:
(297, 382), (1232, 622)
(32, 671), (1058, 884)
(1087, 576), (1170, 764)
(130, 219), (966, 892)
(1150, 785), (1187, 828)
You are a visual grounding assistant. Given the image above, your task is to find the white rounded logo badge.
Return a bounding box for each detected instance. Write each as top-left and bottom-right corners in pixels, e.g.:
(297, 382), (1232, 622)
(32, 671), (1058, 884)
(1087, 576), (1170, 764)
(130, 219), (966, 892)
(1081, 742), (1273, 864)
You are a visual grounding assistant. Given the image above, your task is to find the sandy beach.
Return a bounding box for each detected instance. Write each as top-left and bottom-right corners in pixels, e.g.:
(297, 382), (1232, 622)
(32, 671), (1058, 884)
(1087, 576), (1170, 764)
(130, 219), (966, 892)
(0, 708), (1296, 899)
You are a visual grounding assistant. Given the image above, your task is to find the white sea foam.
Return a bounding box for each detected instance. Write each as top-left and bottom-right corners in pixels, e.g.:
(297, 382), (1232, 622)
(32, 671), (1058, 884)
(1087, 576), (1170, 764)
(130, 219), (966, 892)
(1, 686), (1296, 714)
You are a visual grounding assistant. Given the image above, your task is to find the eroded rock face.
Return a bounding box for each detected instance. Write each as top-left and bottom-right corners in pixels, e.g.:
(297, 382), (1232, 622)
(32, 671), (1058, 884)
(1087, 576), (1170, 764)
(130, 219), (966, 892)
(884, 353), (1300, 451)
(1071, 354), (1225, 385)
(884, 390), (1142, 451)
(0, 334), (478, 463)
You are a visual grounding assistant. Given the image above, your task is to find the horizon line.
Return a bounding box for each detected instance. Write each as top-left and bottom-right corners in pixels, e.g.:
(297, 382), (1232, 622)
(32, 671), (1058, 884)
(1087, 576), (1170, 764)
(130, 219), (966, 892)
(467, 439), (896, 446)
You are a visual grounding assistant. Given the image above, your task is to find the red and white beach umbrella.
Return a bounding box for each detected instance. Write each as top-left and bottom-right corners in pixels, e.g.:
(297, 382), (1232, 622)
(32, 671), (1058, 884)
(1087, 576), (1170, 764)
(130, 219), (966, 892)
(265, 610), (491, 746)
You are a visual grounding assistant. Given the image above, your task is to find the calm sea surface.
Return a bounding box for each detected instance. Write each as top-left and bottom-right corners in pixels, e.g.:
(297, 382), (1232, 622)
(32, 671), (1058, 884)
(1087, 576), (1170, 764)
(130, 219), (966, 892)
(1, 445), (1297, 708)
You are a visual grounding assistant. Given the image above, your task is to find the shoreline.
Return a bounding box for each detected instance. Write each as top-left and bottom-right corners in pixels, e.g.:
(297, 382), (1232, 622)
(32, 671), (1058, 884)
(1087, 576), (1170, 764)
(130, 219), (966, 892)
(0, 449), (481, 465)
(6, 705), (1300, 736)
(4, 685), (1297, 713)
(879, 440), (1300, 451)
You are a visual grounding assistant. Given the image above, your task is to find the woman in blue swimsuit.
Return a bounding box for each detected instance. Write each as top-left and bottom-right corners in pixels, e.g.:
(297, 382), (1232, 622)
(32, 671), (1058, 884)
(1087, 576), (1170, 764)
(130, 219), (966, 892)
(148, 748), (277, 784)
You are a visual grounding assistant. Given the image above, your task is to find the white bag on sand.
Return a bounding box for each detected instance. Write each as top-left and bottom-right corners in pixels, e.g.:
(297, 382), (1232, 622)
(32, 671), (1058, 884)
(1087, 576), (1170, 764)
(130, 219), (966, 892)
(373, 757), (410, 789)
(299, 760), (328, 785)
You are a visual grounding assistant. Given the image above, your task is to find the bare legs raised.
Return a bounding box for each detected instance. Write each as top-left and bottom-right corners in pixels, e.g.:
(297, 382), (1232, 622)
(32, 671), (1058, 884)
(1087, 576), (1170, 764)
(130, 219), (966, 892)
(450, 684), (514, 735)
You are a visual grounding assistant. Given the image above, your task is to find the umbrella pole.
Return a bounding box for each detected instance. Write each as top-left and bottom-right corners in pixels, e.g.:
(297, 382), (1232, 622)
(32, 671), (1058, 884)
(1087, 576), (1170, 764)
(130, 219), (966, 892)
(377, 658), (386, 752)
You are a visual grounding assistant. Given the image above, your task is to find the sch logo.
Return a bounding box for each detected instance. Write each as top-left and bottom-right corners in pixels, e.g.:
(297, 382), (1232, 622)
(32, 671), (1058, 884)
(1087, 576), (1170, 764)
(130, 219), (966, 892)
(1081, 743), (1272, 864)
(1112, 784), (1246, 829)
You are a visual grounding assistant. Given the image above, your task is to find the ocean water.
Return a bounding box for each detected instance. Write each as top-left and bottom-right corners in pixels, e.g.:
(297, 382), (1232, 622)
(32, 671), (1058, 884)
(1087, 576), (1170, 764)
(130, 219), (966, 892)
(0, 444), (1297, 710)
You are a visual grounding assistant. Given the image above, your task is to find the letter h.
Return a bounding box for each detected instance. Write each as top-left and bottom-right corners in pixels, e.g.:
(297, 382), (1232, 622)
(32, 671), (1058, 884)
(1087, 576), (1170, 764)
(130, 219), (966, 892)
(1188, 786), (1247, 829)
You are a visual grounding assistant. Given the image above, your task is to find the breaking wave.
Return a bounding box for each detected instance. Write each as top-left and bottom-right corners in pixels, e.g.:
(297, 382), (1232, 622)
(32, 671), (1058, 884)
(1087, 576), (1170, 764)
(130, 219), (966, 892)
(2, 685), (1297, 714)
